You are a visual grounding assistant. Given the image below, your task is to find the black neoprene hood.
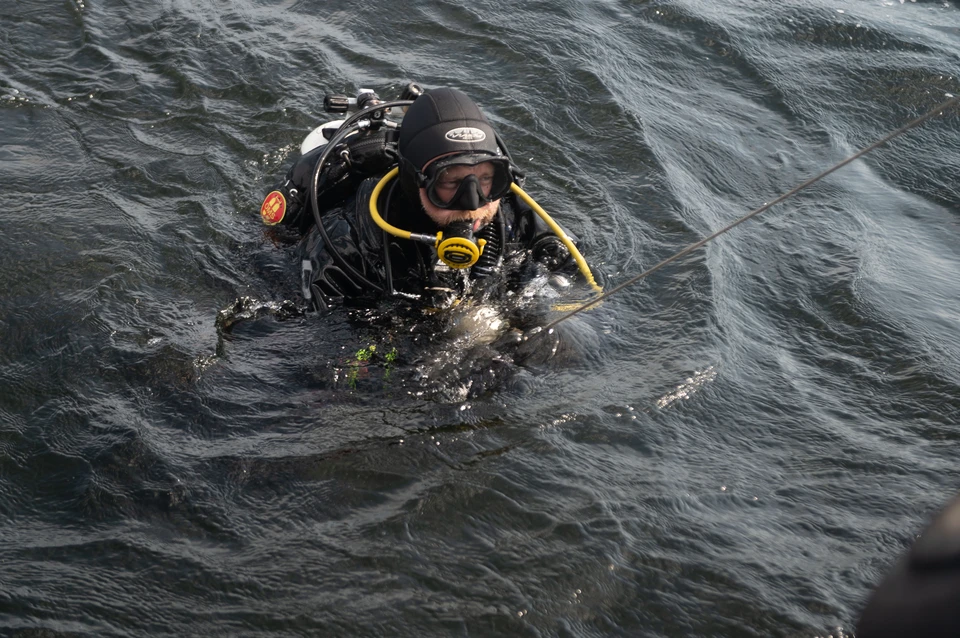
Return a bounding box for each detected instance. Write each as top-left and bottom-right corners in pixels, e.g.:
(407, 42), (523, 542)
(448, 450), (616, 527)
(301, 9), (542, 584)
(398, 88), (502, 170)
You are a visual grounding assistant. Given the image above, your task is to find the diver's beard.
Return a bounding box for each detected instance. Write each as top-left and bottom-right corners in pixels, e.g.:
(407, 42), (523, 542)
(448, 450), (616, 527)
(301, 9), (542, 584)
(419, 191), (500, 228)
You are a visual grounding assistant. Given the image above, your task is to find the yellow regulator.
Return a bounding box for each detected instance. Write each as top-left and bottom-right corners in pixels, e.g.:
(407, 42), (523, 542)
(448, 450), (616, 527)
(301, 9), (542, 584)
(435, 222), (486, 269)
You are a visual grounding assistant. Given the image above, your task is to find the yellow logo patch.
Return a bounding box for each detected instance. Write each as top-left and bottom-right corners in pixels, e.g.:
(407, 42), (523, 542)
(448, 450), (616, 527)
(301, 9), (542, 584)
(260, 191), (286, 225)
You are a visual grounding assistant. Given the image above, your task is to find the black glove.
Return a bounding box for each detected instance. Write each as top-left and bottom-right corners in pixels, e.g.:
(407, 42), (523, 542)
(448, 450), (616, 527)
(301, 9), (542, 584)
(531, 235), (571, 271)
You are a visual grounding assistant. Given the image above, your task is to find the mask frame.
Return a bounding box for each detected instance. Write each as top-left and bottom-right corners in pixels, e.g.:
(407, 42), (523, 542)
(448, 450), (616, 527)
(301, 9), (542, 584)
(416, 154), (514, 210)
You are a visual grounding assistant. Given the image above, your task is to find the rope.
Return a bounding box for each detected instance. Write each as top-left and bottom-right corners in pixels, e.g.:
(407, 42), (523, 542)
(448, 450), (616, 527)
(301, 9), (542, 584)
(542, 94), (960, 332)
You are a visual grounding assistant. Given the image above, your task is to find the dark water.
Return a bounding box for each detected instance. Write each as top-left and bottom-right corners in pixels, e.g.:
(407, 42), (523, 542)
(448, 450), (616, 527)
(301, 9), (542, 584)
(2, 0), (959, 635)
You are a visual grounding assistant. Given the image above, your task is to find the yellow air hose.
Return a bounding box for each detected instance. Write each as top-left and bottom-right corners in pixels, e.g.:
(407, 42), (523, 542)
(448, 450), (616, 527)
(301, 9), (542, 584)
(509, 183), (602, 293)
(369, 167), (438, 245)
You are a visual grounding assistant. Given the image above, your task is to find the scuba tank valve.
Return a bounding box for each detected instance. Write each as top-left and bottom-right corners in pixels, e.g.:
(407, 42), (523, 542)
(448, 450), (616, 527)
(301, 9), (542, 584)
(323, 89), (385, 120)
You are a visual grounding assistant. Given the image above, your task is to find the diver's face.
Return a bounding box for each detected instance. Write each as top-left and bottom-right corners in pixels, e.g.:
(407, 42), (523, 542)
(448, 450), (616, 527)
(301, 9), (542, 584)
(419, 161), (501, 228)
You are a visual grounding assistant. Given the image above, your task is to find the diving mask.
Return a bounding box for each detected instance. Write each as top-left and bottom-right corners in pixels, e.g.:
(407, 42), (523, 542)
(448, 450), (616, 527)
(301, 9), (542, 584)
(418, 154), (514, 210)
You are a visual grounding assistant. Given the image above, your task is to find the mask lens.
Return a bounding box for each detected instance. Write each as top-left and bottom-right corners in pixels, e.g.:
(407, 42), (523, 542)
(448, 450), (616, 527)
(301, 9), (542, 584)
(424, 157), (512, 208)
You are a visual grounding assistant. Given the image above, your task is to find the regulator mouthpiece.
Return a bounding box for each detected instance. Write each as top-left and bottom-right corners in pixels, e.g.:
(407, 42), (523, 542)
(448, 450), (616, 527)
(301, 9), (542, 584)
(437, 221), (487, 269)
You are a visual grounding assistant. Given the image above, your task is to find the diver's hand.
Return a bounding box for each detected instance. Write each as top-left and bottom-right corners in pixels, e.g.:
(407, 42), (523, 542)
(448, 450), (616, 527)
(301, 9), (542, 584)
(531, 235), (571, 271)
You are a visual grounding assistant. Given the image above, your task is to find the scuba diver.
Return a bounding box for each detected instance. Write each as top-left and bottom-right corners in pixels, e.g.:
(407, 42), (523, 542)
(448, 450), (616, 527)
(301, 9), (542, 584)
(260, 85), (598, 311)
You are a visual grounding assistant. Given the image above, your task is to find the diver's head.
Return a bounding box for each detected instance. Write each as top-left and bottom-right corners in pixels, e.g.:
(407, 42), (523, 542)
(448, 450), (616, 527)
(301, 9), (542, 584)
(398, 88), (514, 227)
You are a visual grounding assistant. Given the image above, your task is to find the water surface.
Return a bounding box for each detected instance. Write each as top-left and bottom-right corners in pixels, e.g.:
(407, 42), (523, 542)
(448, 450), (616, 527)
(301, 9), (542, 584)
(2, 0), (959, 635)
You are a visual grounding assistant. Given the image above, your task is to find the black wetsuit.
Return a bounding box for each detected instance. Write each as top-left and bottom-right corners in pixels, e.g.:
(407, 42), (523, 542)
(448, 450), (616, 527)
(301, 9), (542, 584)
(268, 132), (578, 311)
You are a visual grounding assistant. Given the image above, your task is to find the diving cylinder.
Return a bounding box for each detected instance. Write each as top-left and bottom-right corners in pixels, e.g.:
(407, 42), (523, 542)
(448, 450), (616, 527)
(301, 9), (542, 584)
(300, 119), (347, 155)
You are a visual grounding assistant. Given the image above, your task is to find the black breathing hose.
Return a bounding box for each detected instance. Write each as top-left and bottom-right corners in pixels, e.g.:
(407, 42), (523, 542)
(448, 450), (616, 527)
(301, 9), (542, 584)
(470, 212), (505, 280)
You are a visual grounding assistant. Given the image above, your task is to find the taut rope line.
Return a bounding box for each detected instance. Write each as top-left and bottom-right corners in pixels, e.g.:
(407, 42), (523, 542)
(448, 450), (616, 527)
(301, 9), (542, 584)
(542, 95), (960, 332)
